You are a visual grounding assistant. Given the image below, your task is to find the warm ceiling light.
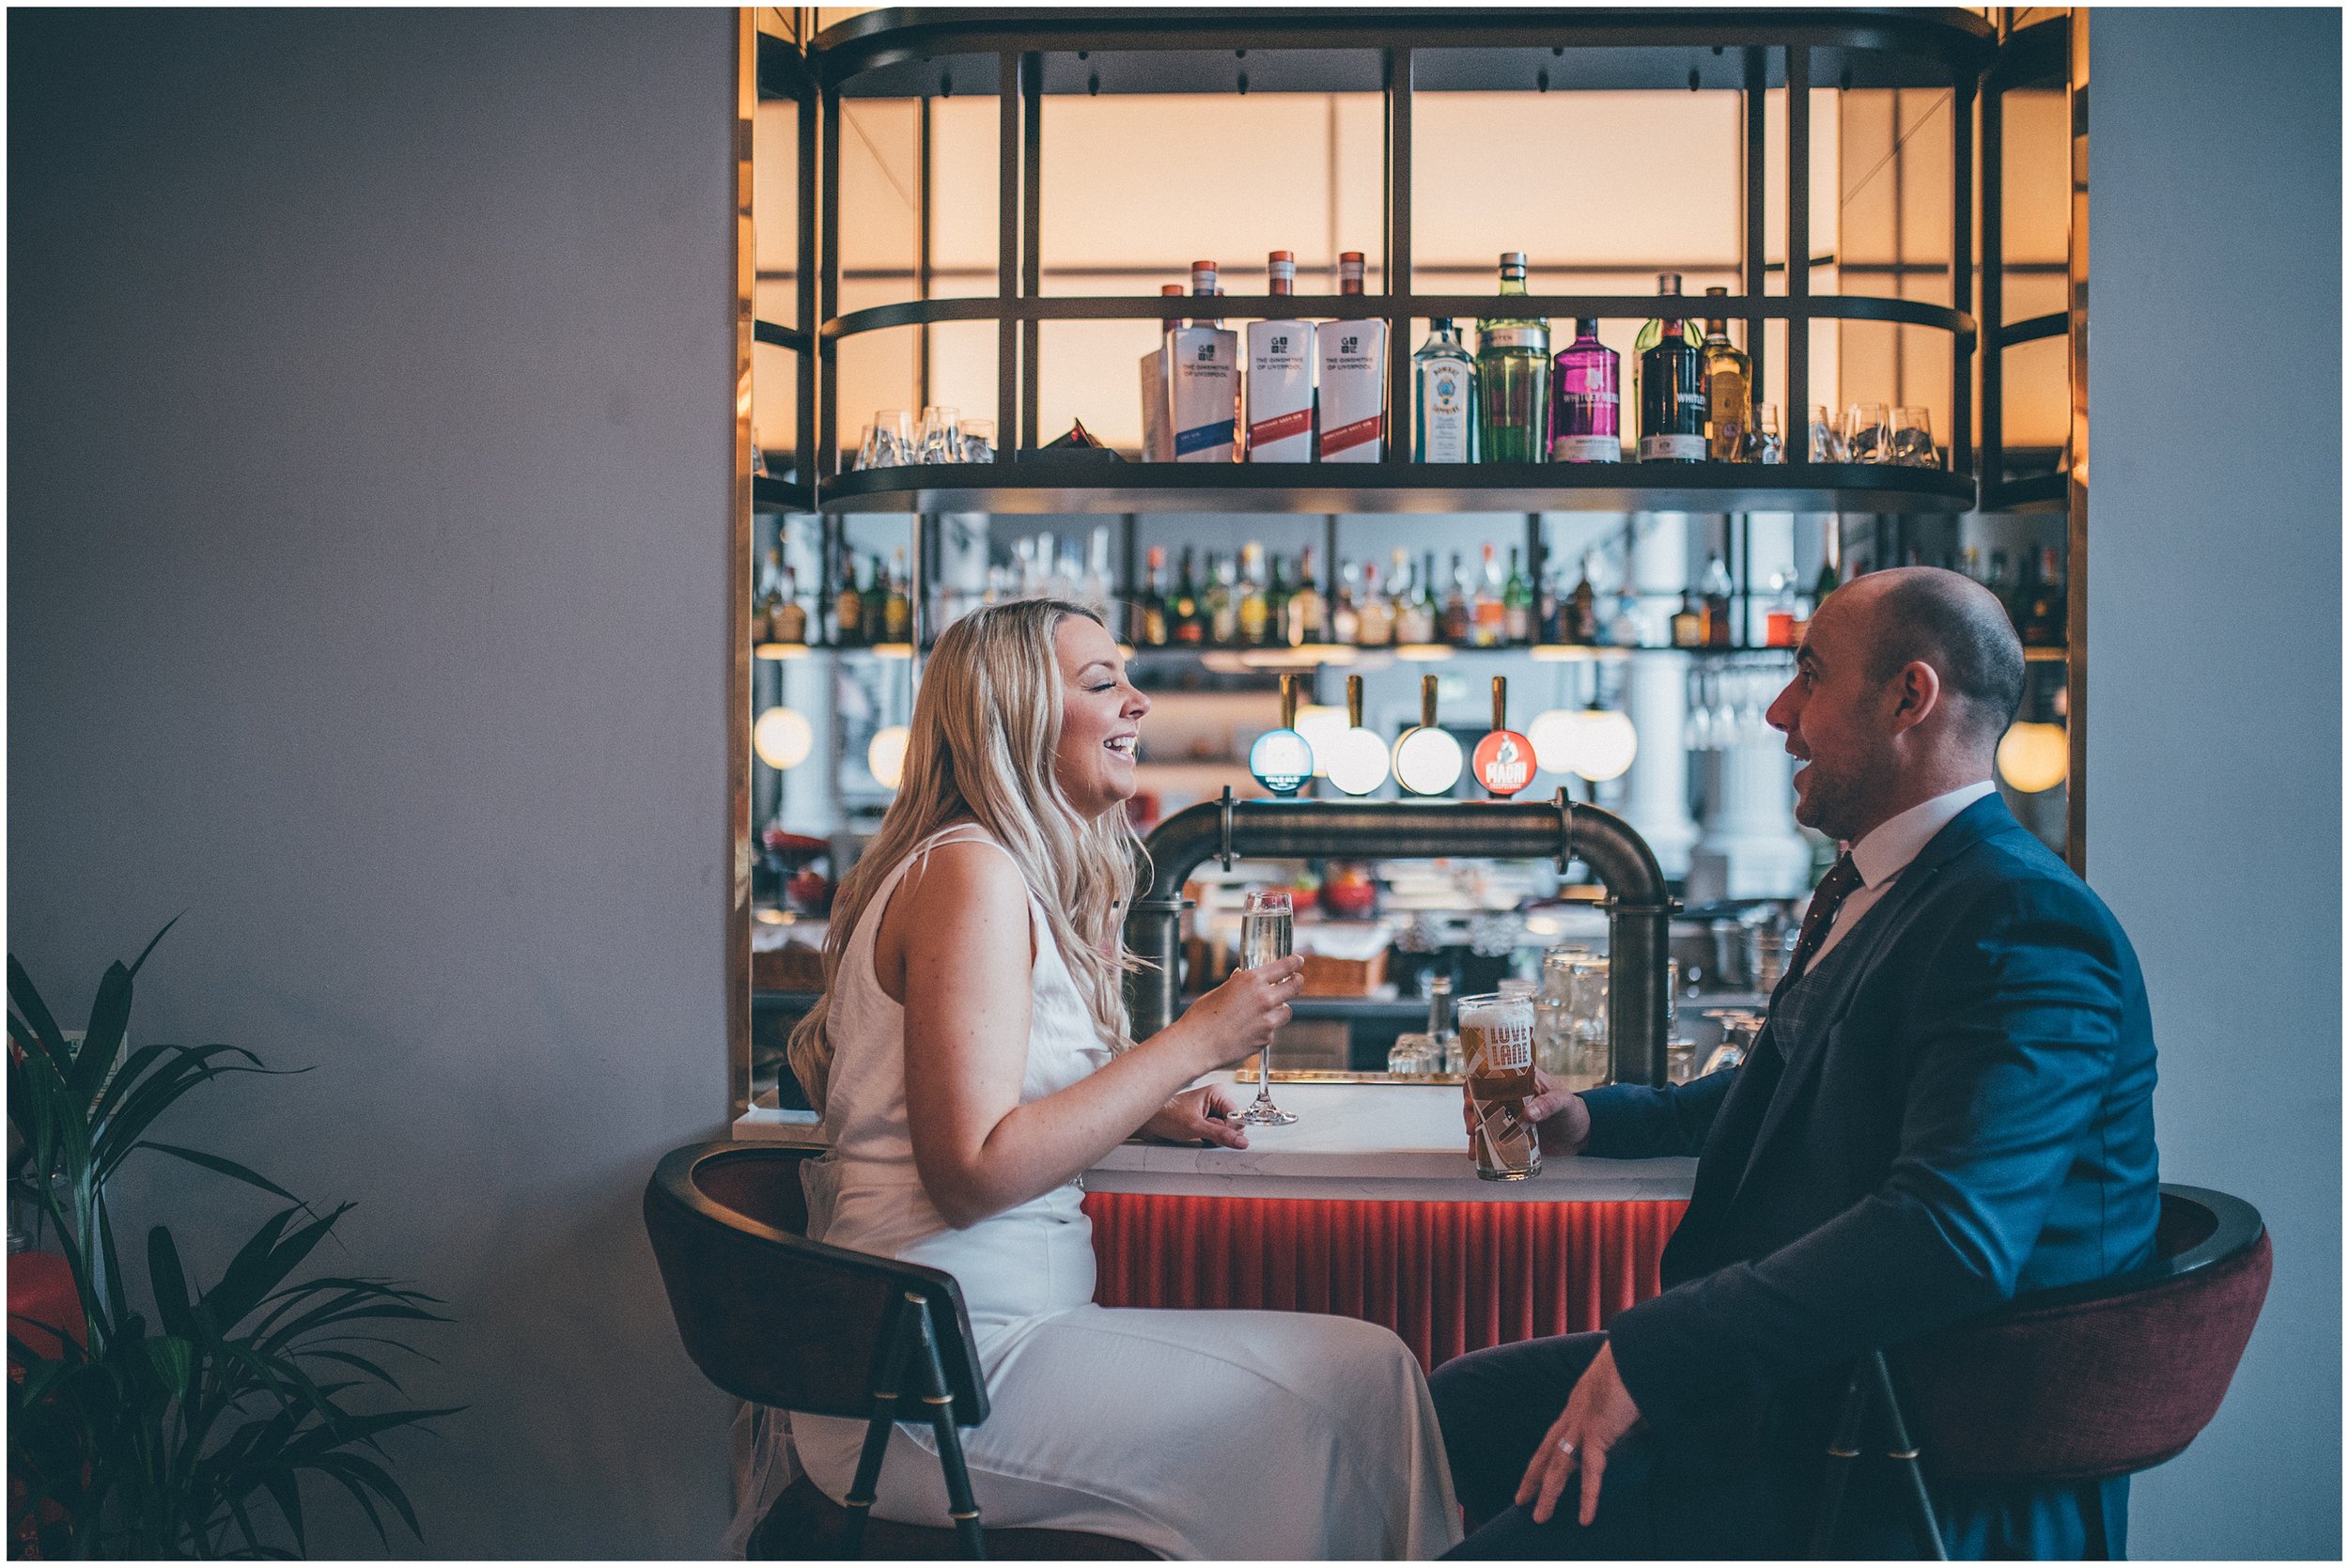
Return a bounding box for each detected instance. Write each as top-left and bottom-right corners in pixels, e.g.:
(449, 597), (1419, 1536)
(1528, 708), (1579, 774)
(1997, 722), (2068, 793)
(867, 724), (911, 789)
(753, 706), (815, 770)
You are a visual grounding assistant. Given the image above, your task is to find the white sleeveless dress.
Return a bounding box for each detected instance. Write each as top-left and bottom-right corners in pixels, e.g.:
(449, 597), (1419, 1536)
(769, 825), (1461, 1560)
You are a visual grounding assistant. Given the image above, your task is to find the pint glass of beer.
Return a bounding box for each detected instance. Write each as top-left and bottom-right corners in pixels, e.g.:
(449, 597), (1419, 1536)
(1459, 991), (1541, 1180)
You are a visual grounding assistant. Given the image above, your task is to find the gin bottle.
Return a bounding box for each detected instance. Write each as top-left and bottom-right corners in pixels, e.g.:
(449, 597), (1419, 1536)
(1699, 286), (1752, 460)
(1475, 252), (1549, 462)
(1412, 318), (1477, 462)
(1636, 272), (1706, 463)
(1550, 318), (1621, 462)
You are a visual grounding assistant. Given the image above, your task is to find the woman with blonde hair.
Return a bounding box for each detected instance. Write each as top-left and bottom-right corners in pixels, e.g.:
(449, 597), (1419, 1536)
(763, 598), (1460, 1560)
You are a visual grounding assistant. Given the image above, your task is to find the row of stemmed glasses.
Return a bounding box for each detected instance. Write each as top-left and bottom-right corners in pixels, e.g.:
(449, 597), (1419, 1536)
(1810, 403), (1941, 467)
(853, 406), (998, 471)
(1686, 665), (1782, 752)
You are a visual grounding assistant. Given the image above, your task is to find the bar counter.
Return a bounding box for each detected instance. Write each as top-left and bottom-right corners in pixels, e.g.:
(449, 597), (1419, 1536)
(736, 1077), (1693, 1368)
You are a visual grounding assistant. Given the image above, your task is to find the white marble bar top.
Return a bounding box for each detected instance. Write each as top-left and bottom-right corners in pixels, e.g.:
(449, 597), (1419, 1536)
(731, 1075), (1696, 1204)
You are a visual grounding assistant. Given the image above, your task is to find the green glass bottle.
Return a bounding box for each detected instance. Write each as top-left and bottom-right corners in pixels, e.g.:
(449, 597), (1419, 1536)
(1263, 552), (1292, 647)
(1474, 253), (1550, 463)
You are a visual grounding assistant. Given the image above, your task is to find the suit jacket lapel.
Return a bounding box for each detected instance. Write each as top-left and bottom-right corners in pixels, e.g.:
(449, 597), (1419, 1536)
(1731, 795), (2019, 1201)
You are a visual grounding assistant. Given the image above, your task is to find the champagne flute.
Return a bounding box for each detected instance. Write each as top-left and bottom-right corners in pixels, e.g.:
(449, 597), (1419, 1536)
(1231, 889), (1299, 1126)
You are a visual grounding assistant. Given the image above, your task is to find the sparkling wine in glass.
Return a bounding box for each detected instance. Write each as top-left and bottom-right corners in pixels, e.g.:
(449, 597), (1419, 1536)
(1232, 890), (1298, 1126)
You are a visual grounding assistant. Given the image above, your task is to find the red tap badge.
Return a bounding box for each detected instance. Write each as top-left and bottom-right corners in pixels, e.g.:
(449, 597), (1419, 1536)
(1472, 728), (1534, 797)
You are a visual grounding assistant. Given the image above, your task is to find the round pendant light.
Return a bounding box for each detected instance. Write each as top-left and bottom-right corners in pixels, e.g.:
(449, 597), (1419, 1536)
(1997, 721), (2068, 793)
(867, 723), (911, 790)
(753, 706), (815, 770)
(1568, 708), (1639, 783)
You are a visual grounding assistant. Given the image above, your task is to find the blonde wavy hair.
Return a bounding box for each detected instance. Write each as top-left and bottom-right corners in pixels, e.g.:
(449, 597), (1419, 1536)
(787, 598), (1146, 1115)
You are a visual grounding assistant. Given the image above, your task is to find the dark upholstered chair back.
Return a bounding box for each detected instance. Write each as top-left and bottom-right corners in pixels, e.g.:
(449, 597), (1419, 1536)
(1893, 1185), (2271, 1483)
(643, 1141), (988, 1426)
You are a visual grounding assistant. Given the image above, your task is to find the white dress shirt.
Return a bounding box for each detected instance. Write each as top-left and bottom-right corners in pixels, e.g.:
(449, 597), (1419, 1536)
(1805, 780), (1997, 970)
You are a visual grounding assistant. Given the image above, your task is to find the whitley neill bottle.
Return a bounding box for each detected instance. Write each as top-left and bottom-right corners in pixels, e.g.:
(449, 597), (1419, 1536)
(1461, 990), (1542, 1180)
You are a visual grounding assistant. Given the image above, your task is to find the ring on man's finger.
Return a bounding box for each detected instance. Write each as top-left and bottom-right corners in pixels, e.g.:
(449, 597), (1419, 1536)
(1557, 1439), (1576, 1457)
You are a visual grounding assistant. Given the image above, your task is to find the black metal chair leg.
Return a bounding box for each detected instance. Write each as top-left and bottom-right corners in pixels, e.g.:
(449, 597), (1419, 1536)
(1811, 1360), (1875, 1558)
(843, 1298), (923, 1559)
(910, 1294), (988, 1560)
(1867, 1352), (1946, 1560)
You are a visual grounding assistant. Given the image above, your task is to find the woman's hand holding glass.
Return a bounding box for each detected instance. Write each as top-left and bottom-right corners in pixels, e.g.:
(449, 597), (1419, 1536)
(1169, 953), (1305, 1076)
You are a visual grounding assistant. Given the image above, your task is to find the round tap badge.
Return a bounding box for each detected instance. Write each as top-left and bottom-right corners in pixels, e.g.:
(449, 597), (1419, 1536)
(1248, 727), (1315, 796)
(1472, 727), (1535, 797)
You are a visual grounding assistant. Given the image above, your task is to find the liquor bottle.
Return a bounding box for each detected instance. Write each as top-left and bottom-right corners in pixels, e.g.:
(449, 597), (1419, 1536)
(1423, 551), (1448, 644)
(1701, 552), (1735, 648)
(1475, 253), (1549, 462)
(1502, 547), (1532, 645)
(2026, 546), (2066, 645)
(1137, 545), (1171, 646)
(773, 566), (808, 646)
(883, 547), (912, 643)
(1412, 318), (1477, 462)
(1264, 552), (1293, 646)
(1443, 551), (1472, 644)
(1237, 543), (1270, 645)
(1550, 318), (1622, 462)
(863, 553), (891, 644)
(1699, 287), (1753, 460)
(1394, 552), (1431, 644)
(1604, 581), (1643, 649)
(1567, 553), (1599, 645)
(1287, 547), (1325, 645)
(832, 549), (864, 646)
(1330, 559), (1361, 645)
(1765, 575), (1797, 647)
(1812, 548), (1840, 619)
(1315, 251), (1386, 462)
(1355, 560), (1392, 646)
(1246, 252), (1316, 461)
(1671, 588), (1705, 649)
(1204, 554), (1237, 644)
(753, 547), (782, 643)
(1171, 262), (1238, 462)
(1536, 567), (1562, 644)
(1172, 547), (1204, 644)
(1634, 273), (1706, 463)
(1139, 283), (1185, 461)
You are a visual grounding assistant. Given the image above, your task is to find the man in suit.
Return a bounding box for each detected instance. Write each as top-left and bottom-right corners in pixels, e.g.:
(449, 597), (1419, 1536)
(1430, 567), (2159, 1559)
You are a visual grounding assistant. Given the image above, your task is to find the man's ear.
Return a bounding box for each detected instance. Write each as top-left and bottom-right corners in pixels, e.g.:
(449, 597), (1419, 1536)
(1888, 660), (1942, 734)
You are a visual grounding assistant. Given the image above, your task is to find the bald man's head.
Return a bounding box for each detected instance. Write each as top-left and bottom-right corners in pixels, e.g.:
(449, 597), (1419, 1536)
(1842, 567), (2026, 747)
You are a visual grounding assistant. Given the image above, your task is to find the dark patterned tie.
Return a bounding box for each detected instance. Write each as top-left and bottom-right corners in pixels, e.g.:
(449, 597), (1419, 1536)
(1781, 853), (1865, 987)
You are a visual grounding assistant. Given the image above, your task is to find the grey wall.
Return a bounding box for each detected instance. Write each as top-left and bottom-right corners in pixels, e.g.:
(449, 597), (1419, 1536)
(2091, 9), (2341, 1560)
(8, 9), (740, 1557)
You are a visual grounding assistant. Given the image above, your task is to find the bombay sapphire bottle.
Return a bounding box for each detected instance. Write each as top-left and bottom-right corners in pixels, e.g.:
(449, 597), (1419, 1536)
(1550, 318), (1621, 462)
(1412, 318), (1478, 463)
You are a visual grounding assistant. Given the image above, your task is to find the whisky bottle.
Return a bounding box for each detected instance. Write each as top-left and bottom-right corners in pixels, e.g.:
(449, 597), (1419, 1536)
(1412, 318), (1477, 462)
(753, 547), (783, 643)
(1550, 318), (1622, 462)
(1475, 253), (1550, 463)
(1246, 252), (1315, 461)
(832, 550), (864, 647)
(1330, 559), (1361, 645)
(1287, 547), (1325, 645)
(1443, 551), (1472, 644)
(1137, 544), (1171, 646)
(1315, 251), (1386, 462)
(883, 547), (912, 643)
(772, 566), (808, 646)
(863, 553), (891, 644)
(1237, 542), (1270, 645)
(1567, 553), (1599, 645)
(1701, 552), (1735, 648)
(1355, 560), (1392, 646)
(1203, 553), (1237, 644)
(1700, 287), (1752, 461)
(1173, 547), (1204, 644)
(1671, 589), (1705, 648)
(1637, 273), (1707, 463)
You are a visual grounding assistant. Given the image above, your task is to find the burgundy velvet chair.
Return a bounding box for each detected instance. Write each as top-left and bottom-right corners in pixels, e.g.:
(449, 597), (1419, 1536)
(1812, 1183), (2272, 1559)
(643, 1141), (1155, 1560)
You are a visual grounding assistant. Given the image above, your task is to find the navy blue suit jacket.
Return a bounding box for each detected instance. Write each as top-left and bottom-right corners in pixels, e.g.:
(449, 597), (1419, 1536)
(1582, 795), (2159, 1489)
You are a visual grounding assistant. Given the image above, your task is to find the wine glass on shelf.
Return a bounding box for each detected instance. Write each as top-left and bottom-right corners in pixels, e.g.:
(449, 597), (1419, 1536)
(1890, 407), (1937, 468)
(1843, 403), (1891, 464)
(1231, 889), (1299, 1127)
(1809, 404), (1844, 462)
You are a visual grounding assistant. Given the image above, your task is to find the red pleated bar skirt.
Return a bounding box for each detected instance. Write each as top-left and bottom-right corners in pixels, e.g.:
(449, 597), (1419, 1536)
(1082, 1192), (1687, 1372)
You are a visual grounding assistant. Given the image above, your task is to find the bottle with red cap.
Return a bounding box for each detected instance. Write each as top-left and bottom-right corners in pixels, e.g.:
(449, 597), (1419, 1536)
(1315, 250), (1386, 462)
(1246, 251), (1315, 462)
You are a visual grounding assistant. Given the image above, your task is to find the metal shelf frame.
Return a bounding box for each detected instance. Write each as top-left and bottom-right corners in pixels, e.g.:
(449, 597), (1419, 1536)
(797, 7), (1991, 511)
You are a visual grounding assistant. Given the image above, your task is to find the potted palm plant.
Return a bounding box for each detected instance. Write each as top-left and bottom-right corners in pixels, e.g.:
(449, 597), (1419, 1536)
(8, 923), (457, 1557)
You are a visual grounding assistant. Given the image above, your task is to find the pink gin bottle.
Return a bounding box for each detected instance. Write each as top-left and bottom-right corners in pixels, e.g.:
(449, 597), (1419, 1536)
(1550, 318), (1621, 462)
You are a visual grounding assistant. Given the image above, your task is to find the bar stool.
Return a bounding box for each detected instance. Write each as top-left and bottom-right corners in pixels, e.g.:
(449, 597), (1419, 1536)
(1812, 1184), (2272, 1559)
(642, 1141), (1155, 1560)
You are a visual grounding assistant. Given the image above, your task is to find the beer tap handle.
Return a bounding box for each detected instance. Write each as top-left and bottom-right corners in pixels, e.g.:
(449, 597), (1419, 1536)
(1281, 672), (1300, 731)
(1491, 675), (1508, 733)
(1420, 673), (1439, 729)
(1346, 673), (1365, 729)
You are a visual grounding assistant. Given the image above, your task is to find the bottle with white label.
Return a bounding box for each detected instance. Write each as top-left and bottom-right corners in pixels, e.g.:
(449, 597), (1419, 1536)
(1246, 251), (1315, 461)
(1138, 282), (1185, 461)
(1315, 251), (1386, 462)
(1411, 318), (1477, 463)
(1475, 253), (1549, 462)
(1170, 261), (1238, 463)
(1634, 272), (1707, 463)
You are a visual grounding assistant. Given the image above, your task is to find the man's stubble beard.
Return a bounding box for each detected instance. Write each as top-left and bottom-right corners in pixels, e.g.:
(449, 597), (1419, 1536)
(1793, 749), (1895, 845)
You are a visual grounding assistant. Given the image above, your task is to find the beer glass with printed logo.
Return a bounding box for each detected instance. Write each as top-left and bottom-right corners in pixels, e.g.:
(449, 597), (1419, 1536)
(1459, 991), (1541, 1180)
